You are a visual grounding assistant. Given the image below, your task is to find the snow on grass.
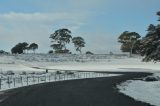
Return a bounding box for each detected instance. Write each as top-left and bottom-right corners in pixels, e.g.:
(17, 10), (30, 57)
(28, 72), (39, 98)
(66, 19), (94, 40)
(117, 72), (160, 106)
(1, 54), (160, 72)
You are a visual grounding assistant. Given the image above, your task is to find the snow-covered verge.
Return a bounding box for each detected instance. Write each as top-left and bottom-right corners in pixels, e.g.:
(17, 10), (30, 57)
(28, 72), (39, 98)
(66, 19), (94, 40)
(117, 73), (160, 106)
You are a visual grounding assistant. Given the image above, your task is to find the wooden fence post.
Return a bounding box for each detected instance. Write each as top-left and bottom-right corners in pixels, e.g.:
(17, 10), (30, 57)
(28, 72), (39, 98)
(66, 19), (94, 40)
(45, 76), (46, 82)
(8, 76), (10, 88)
(49, 75), (50, 82)
(54, 74), (56, 81)
(21, 76), (23, 86)
(0, 78), (1, 89)
(13, 78), (16, 87)
(27, 76), (29, 86)
(33, 75), (35, 84)
(38, 76), (39, 83)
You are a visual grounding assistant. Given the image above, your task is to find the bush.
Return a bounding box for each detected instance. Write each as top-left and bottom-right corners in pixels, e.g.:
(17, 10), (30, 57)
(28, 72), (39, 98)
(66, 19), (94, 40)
(28, 72), (35, 75)
(144, 76), (159, 82)
(20, 71), (27, 75)
(0, 50), (9, 54)
(86, 51), (94, 55)
(48, 50), (53, 54)
(55, 49), (70, 54)
(6, 71), (15, 75)
(65, 71), (74, 75)
(56, 71), (62, 74)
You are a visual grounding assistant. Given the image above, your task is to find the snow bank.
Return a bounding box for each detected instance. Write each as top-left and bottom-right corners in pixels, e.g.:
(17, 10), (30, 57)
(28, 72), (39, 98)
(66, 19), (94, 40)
(117, 72), (160, 106)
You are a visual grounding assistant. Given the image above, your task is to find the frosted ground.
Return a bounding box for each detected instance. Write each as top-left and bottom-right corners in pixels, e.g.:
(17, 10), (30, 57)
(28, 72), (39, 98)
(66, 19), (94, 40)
(1, 54), (160, 72)
(0, 54), (160, 106)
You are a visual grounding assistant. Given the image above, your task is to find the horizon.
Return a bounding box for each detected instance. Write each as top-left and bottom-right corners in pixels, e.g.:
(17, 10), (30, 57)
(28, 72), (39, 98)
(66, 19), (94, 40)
(0, 0), (160, 53)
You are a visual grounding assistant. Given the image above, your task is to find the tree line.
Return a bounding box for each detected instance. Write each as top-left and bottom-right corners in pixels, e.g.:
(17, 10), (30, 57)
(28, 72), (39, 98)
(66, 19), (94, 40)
(11, 42), (38, 54)
(118, 11), (160, 62)
(10, 28), (86, 54)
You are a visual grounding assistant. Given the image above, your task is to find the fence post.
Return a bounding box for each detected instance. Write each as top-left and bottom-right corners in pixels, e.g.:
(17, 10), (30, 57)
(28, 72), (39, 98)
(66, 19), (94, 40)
(54, 74), (56, 81)
(38, 76), (39, 83)
(49, 75), (50, 82)
(0, 78), (1, 89)
(59, 74), (60, 81)
(33, 75), (35, 84)
(64, 74), (66, 80)
(21, 76), (23, 86)
(13, 78), (16, 87)
(67, 74), (69, 80)
(45, 76), (46, 82)
(27, 76), (29, 86)
(8, 76), (10, 88)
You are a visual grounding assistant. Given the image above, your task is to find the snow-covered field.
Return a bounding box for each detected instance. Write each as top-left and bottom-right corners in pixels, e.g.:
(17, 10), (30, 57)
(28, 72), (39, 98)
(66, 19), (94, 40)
(1, 54), (160, 72)
(1, 53), (160, 105)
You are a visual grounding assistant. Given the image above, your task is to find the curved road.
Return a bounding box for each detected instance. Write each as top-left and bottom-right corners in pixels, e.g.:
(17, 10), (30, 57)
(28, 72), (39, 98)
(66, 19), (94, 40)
(0, 72), (153, 106)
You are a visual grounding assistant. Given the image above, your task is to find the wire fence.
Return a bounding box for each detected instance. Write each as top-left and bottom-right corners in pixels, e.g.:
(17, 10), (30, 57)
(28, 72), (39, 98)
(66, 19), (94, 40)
(0, 71), (110, 90)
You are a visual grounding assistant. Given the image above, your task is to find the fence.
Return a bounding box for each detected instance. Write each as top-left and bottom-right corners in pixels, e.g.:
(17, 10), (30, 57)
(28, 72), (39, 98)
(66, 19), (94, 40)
(0, 71), (109, 90)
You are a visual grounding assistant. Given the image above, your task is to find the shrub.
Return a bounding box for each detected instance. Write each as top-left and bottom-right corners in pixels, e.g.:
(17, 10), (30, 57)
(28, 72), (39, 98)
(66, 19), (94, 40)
(86, 51), (94, 55)
(65, 71), (74, 75)
(56, 71), (62, 74)
(144, 76), (159, 81)
(20, 71), (27, 75)
(0, 50), (9, 54)
(6, 71), (15, 75)
(48, 50), (53, 54)
(55, 49), (70, 54)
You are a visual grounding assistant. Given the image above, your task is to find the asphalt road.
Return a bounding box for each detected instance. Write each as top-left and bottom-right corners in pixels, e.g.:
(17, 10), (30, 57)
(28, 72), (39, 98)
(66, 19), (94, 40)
(0, 72), (153, 106)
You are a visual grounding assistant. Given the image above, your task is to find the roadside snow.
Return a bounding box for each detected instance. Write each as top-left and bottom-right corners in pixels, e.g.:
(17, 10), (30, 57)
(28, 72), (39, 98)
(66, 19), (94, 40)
(118, 72), (160, 106)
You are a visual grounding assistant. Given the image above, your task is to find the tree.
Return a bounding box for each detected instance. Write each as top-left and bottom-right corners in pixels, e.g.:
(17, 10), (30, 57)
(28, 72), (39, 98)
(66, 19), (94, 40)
(157, 11), (160, 21)
(72, 37), (85, 53)
(0, 50), (9, 54)
(11, 42), (27, 54)
(139, 11), (160, 62)
(29, 43), (38, 53)
(118, 31), (141, 57)
(21, 42), (29, 53)
(50, 28), (72, 53)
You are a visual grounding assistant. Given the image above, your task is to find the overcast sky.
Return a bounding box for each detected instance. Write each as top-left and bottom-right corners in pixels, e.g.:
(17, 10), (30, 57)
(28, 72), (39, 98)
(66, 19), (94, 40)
(0, 0), (160, 53)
